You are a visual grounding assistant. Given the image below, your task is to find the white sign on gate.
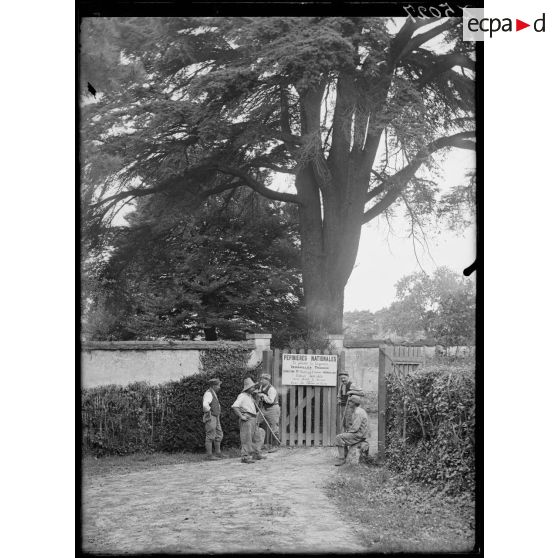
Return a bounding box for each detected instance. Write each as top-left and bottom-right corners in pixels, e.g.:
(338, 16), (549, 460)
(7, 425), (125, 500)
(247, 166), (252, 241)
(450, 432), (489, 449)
(281, 353), (338, 386)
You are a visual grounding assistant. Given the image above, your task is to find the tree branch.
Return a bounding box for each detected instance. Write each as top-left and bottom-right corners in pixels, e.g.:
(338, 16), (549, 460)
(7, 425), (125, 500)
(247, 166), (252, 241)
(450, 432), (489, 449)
(419, 53), (475, 85)
(254, 163), (296, 175)
(90, 185), (163, 209)
(329, 70), (355, 171)
(362, 131), (475, 223)
(389, 17), (435, 65)
(393, 19), (456, 65)
(279, 85), (292, 135)
(214, 165), (301, 204)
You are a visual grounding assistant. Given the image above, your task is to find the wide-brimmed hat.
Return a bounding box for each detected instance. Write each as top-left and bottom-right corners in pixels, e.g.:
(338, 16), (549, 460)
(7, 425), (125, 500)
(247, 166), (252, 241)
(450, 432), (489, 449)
(260, 373), (271, 381)
(348, 395), (361, 404)
(209, 378), (222, 386)
(242, 378), (257, 392)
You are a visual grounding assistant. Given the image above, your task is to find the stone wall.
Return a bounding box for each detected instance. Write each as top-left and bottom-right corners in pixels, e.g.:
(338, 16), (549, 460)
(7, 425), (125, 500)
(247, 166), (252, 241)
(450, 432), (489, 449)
(81, 335), (271, 388)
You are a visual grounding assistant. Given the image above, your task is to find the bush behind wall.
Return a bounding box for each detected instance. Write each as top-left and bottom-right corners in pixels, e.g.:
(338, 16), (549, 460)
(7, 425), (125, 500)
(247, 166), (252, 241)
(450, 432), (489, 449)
(385, 363), (475, 495)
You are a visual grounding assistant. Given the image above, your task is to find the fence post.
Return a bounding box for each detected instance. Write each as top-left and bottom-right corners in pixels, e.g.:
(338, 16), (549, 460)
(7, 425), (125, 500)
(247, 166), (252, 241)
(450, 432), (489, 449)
(262, 349), (273, 381)
(378, 344), (387, 463)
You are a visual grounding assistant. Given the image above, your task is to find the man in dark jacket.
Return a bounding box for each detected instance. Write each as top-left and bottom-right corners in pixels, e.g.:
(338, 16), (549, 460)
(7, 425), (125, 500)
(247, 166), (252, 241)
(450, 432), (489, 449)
(202, 378), (224, 460)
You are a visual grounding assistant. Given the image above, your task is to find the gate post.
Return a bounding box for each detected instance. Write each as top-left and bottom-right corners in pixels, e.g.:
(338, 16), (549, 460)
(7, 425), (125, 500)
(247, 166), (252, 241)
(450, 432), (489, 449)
(378, 343), (387, 463)
(262, 349), (273, 380)
(326, 334), (344, 353)
(246, 333), (272, 368)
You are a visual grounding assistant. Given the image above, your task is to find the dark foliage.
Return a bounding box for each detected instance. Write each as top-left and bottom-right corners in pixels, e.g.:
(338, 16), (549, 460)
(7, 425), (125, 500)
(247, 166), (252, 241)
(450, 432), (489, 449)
(83, 191), (305, 341)
(385, 363), (475, 495)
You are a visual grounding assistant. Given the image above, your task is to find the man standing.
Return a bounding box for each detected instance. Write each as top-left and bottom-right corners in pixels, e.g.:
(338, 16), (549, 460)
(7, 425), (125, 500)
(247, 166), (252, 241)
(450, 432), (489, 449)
(255, 373), (280, 453)
(333, 395), (369, 466)
(337, 371), (353, 431)
(232, 378), (266, 464)
(202, 378), (224, 461)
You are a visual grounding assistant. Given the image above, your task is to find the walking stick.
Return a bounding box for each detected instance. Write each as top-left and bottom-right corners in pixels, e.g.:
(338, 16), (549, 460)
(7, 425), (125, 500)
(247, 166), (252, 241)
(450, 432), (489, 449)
(253, 399), (283, 446)
(341, 402), (348, 432)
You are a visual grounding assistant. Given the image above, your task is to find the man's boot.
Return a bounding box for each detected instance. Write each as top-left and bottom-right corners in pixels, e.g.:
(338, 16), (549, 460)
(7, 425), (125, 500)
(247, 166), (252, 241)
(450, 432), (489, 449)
(334, 446), (346, 466)
(205, 441), (219, 461)
(214, 441), (225, 459)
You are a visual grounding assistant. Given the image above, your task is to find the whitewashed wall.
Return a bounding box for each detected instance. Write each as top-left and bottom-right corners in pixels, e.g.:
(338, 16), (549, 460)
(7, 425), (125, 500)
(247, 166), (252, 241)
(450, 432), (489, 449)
(81, 336), (270, 388)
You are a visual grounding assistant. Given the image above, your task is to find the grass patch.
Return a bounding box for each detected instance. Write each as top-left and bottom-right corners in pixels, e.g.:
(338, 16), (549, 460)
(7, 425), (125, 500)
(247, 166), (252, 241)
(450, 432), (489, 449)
(83, 449), (241, 478)
(326, 463), (476, 553)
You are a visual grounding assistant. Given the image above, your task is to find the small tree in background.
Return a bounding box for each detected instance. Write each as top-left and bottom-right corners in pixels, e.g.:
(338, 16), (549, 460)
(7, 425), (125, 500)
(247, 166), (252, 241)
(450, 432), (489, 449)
(343, 310), (379, 338)
(350, 267), (475, 346)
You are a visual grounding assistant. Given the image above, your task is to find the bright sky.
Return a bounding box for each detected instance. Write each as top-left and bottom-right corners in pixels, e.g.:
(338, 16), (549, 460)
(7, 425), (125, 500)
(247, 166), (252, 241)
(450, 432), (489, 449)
(345, 148), (476, 312)
(341, 18), (476, 313)
(270, 148), (476, 313)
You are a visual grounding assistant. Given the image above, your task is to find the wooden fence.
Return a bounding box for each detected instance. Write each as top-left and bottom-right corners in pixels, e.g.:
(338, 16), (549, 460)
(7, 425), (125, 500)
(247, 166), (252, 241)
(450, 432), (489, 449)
(378, 344), (425, 461)
(262, 348), (343, 446)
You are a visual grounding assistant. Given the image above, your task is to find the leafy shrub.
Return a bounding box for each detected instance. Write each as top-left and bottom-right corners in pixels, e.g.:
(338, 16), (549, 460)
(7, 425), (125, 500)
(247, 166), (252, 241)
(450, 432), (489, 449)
(82, 348), (257, 456)
(385, 363), (475, 495)
(276, 328), (334, 352)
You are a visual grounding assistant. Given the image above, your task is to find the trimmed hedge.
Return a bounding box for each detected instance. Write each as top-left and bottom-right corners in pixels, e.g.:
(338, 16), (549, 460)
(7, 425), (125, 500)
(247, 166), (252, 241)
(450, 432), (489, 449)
(385, 363), (475, 495)
(82, 347), (258, 456)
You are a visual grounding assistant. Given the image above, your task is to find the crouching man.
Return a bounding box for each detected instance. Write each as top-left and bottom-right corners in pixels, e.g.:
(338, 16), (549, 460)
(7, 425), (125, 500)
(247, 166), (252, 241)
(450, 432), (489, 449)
(333, 395), (368, 466)
(232, 378), (266, 464)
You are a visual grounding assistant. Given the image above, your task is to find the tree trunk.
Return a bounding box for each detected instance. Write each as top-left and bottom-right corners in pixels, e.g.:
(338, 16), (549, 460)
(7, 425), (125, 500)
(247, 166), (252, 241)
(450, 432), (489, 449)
(303, 275), (345, 333)
(295, 78), (376, 336)
(296, 167), (366, 334)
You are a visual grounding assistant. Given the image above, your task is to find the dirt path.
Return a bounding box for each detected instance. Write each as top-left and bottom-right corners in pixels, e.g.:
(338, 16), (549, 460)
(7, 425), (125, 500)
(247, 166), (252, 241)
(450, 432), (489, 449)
(83, 447), (370, 554)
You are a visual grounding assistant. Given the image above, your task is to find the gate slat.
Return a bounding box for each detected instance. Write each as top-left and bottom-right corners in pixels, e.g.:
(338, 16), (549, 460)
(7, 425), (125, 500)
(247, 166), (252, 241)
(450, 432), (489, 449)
(321, 349), (330, 445)
(288, 348), (296, 446)
(314, 385), (321, 446)
(330, 377), (337, 442)
(297, 354), (304, 446)
(329, 350), (337, 442)
(306, 349), (313, 446)
(276, 349), (287, 446)
(321, 350), (330, 445)
(306, 386), (313, 445)
(315, 350), (323, 446)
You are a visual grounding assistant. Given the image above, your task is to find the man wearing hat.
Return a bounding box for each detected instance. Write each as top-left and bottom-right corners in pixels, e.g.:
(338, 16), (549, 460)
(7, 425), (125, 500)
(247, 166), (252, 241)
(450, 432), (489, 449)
(202, 378), (224, 461)
(231, 378), (266, 464)
(337, 371), (354, 431)
(337, 371), (364, 432)
(255, 373), (280, 453)
(333, 394), (369, 466)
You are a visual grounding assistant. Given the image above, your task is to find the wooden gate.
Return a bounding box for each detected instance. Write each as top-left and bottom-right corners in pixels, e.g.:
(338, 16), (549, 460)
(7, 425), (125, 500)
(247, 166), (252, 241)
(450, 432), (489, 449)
(377, 344), (425, 461)
(262, 348), (344, 446)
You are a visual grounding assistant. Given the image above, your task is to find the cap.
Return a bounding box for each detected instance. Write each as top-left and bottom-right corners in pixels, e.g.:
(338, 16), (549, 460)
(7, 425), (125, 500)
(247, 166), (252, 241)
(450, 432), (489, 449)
(260, 373), (271, 381)
(338, 371), (349, 377)
(348, 395), (361, 404)
(209, 378), (222, 386)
